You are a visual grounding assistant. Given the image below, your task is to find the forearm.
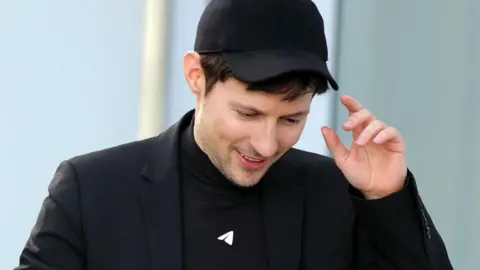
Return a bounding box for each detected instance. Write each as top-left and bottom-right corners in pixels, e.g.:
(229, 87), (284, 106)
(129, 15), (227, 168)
(351, 171), (453, 269)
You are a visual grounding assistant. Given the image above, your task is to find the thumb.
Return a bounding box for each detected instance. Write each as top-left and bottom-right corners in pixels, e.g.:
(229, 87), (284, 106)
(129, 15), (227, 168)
(321, 126), (348, 167)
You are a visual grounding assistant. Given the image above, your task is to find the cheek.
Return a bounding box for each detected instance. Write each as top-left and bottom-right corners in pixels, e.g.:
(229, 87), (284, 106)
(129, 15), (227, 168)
(277, 126), (305, 150)
(213, 114), (248, 146)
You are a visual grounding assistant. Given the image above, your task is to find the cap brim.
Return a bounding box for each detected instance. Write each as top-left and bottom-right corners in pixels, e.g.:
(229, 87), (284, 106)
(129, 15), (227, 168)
(222, 50), (338, 90)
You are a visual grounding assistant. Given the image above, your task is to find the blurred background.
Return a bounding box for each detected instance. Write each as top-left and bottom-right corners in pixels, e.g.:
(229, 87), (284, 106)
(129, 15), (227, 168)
(0, 0), (478, 268)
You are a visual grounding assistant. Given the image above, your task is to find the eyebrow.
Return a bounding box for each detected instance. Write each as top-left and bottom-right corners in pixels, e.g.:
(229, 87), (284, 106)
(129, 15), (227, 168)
(228, 101), (310, 118)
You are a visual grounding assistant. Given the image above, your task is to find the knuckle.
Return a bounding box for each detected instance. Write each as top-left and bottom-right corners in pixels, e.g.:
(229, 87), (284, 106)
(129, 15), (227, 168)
(374, 120), (386, 128)
(361, 108), (372, 117)
(348, 115), (360, 124)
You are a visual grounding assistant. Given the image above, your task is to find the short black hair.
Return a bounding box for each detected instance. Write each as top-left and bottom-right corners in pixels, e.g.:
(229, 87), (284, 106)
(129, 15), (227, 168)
(199, 53), (329, 101)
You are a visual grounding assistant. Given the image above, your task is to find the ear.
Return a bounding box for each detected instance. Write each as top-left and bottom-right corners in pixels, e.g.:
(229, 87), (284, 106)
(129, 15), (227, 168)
(183, 51), (205, 96)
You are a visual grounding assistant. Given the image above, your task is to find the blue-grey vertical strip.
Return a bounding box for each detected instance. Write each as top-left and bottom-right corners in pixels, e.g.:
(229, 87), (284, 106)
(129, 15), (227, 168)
(163, 0), (174, 124)
(159, 0), (173, 132)
(458, 0), (480, 267)
(329, 0), (344, 137)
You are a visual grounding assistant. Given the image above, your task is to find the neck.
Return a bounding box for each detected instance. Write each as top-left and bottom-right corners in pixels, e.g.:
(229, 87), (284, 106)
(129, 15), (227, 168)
(181, 115), (244, 190)
(192, 119), (207, 156)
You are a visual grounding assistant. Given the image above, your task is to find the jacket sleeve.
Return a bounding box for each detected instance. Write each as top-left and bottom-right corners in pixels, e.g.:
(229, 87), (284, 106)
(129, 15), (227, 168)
(15, 161), (86, 270)
(350, 170), (453, 270)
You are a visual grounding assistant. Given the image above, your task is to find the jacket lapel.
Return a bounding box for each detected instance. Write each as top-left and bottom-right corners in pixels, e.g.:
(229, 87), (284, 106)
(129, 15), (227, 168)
(262, 158), (305, 270)
(138, 110), (195, 270)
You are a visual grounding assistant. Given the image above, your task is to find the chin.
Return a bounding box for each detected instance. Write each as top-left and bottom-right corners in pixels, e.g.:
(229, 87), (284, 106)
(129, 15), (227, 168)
(232, 179), (260, 188)
(229, 171), (265, 188)
(224, 156), (272, 188)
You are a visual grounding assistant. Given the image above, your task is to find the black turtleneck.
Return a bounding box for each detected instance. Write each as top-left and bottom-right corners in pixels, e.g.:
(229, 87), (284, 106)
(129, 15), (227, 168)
(180, 119), (269, 270)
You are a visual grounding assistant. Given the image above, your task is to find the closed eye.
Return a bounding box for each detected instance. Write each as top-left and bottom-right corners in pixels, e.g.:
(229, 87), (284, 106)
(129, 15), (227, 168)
(284, 118), (300, 124)
(236, 110), (258, 118)
(236, 109), (302, 124)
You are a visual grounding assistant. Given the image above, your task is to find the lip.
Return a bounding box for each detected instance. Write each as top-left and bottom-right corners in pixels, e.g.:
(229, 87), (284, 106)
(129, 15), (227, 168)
(235, 150), (267, 169)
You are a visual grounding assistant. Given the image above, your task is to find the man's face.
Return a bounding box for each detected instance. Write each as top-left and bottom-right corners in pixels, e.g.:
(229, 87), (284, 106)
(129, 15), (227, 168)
(184, 53), (312, 188)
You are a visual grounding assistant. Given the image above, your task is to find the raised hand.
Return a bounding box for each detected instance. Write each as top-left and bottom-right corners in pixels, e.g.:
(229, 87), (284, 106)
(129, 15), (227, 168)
(321, 95), (407, 199)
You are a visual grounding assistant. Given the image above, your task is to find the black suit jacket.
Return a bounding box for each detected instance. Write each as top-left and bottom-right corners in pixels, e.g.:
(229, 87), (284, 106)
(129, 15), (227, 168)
(16, 110), (453, 270)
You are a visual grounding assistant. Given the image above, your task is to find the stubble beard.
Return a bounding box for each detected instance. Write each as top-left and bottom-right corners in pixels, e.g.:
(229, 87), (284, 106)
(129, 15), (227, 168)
(205, 141), (258, 188)
(196, 133), (263, 189)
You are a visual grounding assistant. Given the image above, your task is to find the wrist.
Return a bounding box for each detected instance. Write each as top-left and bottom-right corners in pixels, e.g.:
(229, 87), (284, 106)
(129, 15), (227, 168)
(362, 178), (407, 200)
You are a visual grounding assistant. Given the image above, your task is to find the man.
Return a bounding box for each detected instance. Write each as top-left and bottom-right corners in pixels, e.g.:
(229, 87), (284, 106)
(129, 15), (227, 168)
(16, 0), (453, 269)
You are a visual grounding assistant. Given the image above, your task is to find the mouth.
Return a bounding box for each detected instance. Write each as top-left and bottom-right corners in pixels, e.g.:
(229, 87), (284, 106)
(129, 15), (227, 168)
(235, 150), (267, 169)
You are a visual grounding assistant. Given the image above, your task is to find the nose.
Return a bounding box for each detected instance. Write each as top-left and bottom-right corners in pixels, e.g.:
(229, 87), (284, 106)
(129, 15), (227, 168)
(250, 124), (279, 158)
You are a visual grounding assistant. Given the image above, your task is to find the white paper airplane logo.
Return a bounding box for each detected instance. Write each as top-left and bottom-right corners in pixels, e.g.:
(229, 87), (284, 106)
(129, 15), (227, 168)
(217, 231), (234, 246)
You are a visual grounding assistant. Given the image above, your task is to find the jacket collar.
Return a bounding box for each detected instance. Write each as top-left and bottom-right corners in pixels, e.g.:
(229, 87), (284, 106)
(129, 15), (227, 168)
(138, 109), (304, 270)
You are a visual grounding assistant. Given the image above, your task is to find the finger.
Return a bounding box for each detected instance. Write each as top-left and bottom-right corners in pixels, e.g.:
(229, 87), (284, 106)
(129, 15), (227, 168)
(373, 126), (402, 144)
(343, 108), (376, 131)
(321, 126), (349, 166)
(341, 95), (365, 115)
(356, 120), (387, 145)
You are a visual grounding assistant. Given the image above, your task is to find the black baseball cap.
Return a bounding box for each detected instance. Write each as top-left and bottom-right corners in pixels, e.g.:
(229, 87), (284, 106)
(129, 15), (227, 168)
(194, 0), (339, 90)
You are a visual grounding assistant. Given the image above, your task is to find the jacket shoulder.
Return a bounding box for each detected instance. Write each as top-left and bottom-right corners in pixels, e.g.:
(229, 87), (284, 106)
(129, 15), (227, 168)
(68, 137), (157, 169)
(63, 136), (159, 189)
